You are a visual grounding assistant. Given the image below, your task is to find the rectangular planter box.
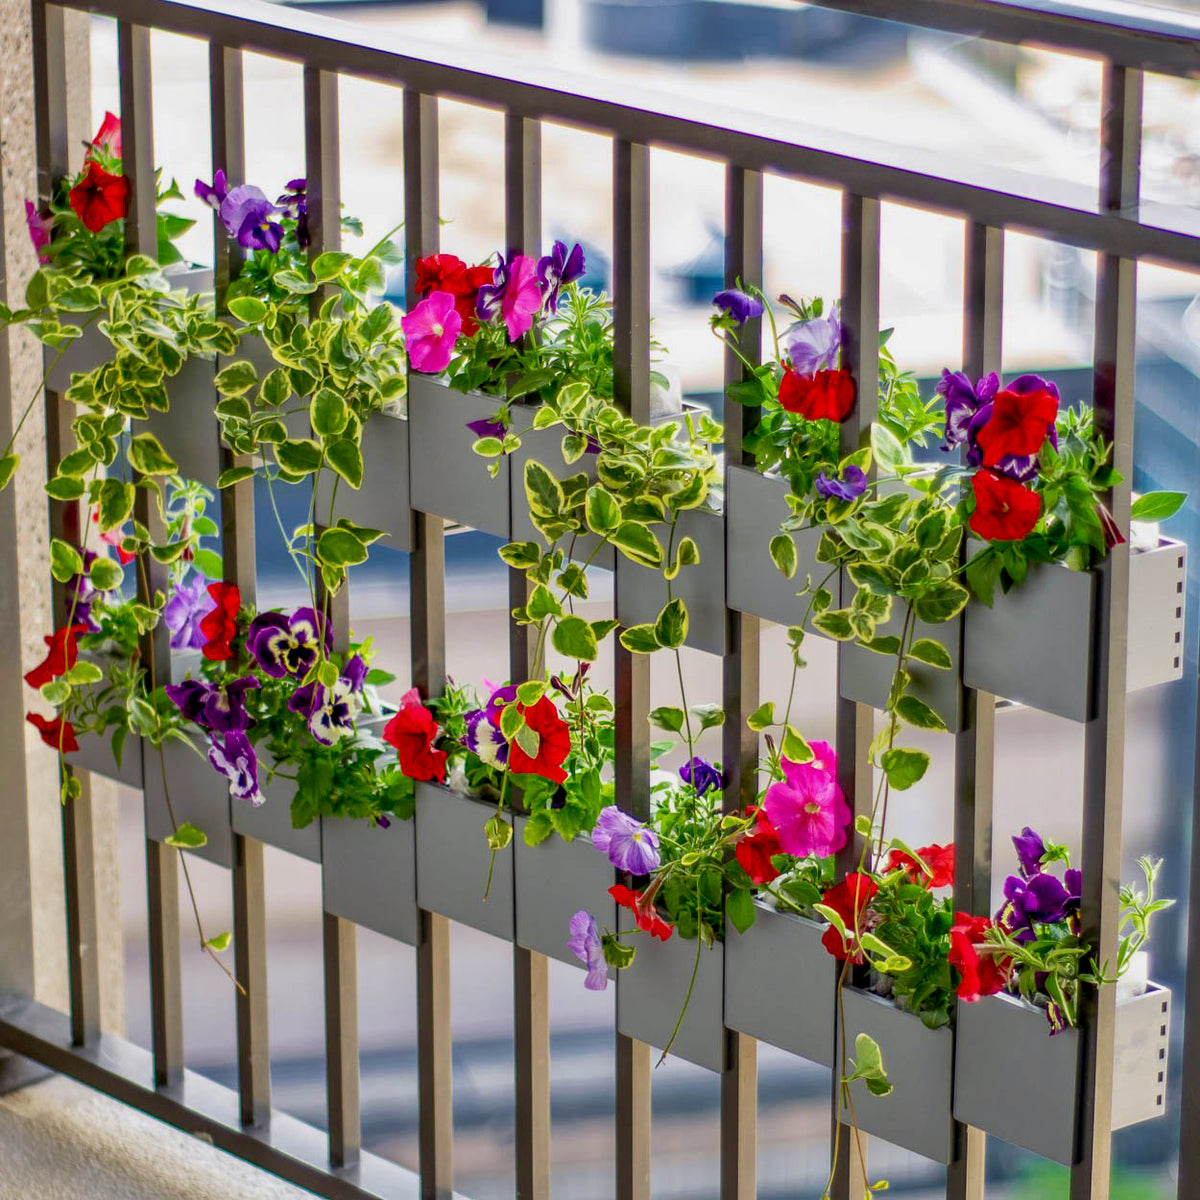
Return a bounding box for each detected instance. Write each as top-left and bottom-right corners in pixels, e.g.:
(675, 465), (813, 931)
(724, 901), (835, 1066)
(953, 985), (1170, 1163)
(962, 537), (1186, 722)
(837, 986), (955, 1164)
(231, 758), (322, 863)
(66, 728), (144, 789)
(839, 596), (963, 732)
(322, 814), (418, 946)
(617, 934), (725, 1072)
(415, 784), (514, 939)
(142, 737), (233, 868)
(312, 409), (413, 552)
(616, 505), (727, 655)
(408, 376), (510, 537)
(725, 465), (831, 630)
(513, 814), (616, 969)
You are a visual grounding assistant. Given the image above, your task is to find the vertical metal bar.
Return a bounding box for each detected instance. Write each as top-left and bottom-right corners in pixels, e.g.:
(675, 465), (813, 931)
(505, 111), (551, 1200)
(117, 22), (156, 259)
(1072, 62), (1141, 1200)
(210, 43), (246, 307)
(830, 191), (880, 1200)
(62, 773), (99, 1045)
(719, 163), (762, 1200)
(613, 136), (652, 1200)
(946, 221), (1003, 1200)
(404, 86), (454, 1200)
(145, 839), (183, 1087)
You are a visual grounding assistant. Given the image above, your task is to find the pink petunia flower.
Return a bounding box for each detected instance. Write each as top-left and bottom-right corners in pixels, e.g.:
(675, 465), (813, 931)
(477, 254), (543, 343)
(763, 754), (851, 859)
(25, 201), (51, 263)
(401, 291), (462, 374)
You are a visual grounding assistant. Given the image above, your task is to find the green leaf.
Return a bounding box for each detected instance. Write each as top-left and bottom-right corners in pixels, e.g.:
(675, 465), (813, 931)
(870, 423), (906, 472)
(584, 485), (621, 535)
(747, 701), (776, 731)
(498, 541), (542, 570)
(0, 454), (19, 491)
(908, 638), (953, 669)
(193, 548), (224, 580)
(50, 538), (83, 583)
(913, 580), (969, 624)
(217, 465), (257, 489)
(214, 360), (259, 396)
(781, 724), (814, 764)
(317, 527), (369, 568)
(63, 660), (103, 685)
(472, 436), (504, 458)
(312, 250), (353, 280)
(274, 438), (323, 476)
(499, 702), (524, 740)
(274, 269), (318, 295)
(513, 724), (540, 759)
(551, 615), (598, 661)
(879, 747), (930, 790)
(524, 460), (564, 517)
(611, 521), (663, 567)
(895, 694), (948, 732)
(654, 598), (688, 648)
(648, 706), (685, 733)
(601, 935), (636, 969)
(964, 547), (1002, 608)
(165, 822), (208, 850)
(40, 679), (70, 706)
(523, 810), (555, 846)
(311, 388), (349, 437)
(1130, 491), (1186, 522)
(326, 439), (364, 489)
(691, 703), (725, 731)
(46, 475), (85, 501)
(848, 1032), (892, 1097)
(516, 680), (546, 705)
(664, 535), (700, 582)
(88, 557), (123, 591)
(727, 888), (756, 935)
(227, 296), (267, 323)
(127, 432), (178, 476)
(619, 623), (660, 654)
(527, 583), (563, 621)
(204, 931), (233, 952)
(812, 610), (854, 641)
(485, 813), (514, 851)
(770, 533), (797, 579)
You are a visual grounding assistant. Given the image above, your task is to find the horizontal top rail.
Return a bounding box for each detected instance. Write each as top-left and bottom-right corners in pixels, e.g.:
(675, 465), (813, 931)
(45, 0), (1200, 271)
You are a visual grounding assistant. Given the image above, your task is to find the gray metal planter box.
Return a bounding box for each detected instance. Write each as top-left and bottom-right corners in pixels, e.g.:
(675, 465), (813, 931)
(616, 505), (726, 655)
(617, 934), (725, 1072)
(513, 814), (616, 969)
(415, 784), (514, 939)
(837, 986), (955, 1163)
(142, 737), (233, 868)
(408, 376), (510, 537)
(231, 759), (322, 862)
(724, 901), (835, 1066)
(725, 465), (830, 630)
(839, 596), (963, 732)
(962, 537), (1186, 722)
(66, 728), (144, 789)
(953, 985), (1170, 1163)
(322, 814), (418, 946)
(312, 409), (413, 552)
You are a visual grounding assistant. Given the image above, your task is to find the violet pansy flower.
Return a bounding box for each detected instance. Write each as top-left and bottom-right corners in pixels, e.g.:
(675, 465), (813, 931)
(343, 653), (368, 693)
(195, 170), (229, 211)
(679, 756), (724, 797)
(462, 706), (508, 766)
(466, 415), (506, 441)
(783, 309), (843, 377)
(163, 577), (217, 652)
(997, 871), (1072, 932)
(537, 241), (585, 313)
(276, 178), (309, 249)
(248, 608), (332, 680)
(592, 805), (661, 875)
(477, 253), (543, 342)
(165, 676), (259, 734)
(208, 730), (263, 805)
(567, 910), (608, 991)
(815, 465), (868, 502)
(290, 675), (359, 746)
(1012, 826), (1047, 879)
(711, 288), (763, 326)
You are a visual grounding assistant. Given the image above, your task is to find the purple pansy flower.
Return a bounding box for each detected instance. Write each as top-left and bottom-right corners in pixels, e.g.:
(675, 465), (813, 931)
(815, 464), (868, 501)
(214, 183), (284, 253)
(463, 707), (508, 766)
(1012, 826), (1047, 879)
(248, 608), (332, 679)
(937, 369), (998, 452)
(163, 577), (217, 651)
(25, 201), (51, 263)
(208, 730), (263, 805)
(164, 679), (208, 725)
(276, 178), (309, 249)
(998, 871), (1072, 932)
(567, 910), (608, 991)
(165, 676), (260, 734)
(711, 288), (764, 326)
(592, 805), (660, 875)
(679, 756), (725, 796)
(343, 654), (368, 692)
(289, 674), (359, 745)
(538, 241), (585, 313)
(195, 169), (229, 211)
(783, 310), (843, 376)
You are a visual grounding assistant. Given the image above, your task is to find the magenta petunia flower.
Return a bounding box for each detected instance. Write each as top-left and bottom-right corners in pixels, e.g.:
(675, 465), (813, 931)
(402, 290), (462, 373)
(25, 201), (51, 263)
(477, 254), (542, 343)
(763, 754), (850, 859)
(567, 910), (608, 991)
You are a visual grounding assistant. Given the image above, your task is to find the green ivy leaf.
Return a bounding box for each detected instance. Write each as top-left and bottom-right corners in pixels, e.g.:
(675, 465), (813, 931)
(691, 703), (725, 731)
(127, 432), (178, 476)
(747, 701), (776, 731)
(551, 615), (598, 661)
(193, 548), (224, 580)
(227, 296), (267, 324)
(664, 535), (700, 582)
(908, 638), (953, 670)
(88, 557), (124, 591)
(812, 610), (854, 641)
(848, 1032), (892, 1098)
(274, 269), (318, 295)
(204, 931), (233, 952)
(648, 706), (685, 733)
(913, 580), (969, 624)
(274, 438), (323, 476)
(50, 538), (83, 583)
(879, 747), (930, 790)
(63, 661), (103, 685)
(527, 583), (563, 621)
(317, 527), (369, 567)
(326, 439), (364, 489)
(498, 541), (542, 570)
(312, 251), (353, 281)
(619, 624), (660, 654)
(612, 521), (663, 567)
(654, 598), (688, 648)
(40, 679), (70, 706)
(214, 360), (259, 396)
(217, 465), (257, 489)
(781, 724), (814, 764)
(727, 887), (756, 935)
(894, 694), (948, 732)
(525, 460), (564, 517)
(311, 388), (349, 437)
(165, 822), (208, 850)
(770, 533), (798, 579)
(45, 475), (84, 501)
(584, 485), (621, 535)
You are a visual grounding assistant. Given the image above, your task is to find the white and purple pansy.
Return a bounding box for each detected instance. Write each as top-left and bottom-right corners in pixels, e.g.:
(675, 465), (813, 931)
(288, 674), (361, 746)
(248, 608), (333, 680)
(208, 730), (263, 806)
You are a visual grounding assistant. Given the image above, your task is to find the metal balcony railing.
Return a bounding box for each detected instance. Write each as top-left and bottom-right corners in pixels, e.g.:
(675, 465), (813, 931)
(2, 1), (1200, 1199)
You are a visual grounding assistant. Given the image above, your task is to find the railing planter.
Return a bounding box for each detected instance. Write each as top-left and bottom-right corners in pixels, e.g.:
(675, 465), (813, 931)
(322, 815), (418, 945)
(837, 985), (955, 1164)
(962, 537), (1187, 722)
(953, 985), (1170, 1165)
(616, 504), (727, 654)
(513, 814), (616, 969)
(66, 728), (144, 789)
(231, 759), (322, 862)
(415, 784), (514, 939)
(408, 377), (510, 537)
(723, 900), (835, 1066)
(616, 936), (725, 1072)
(142, 738), (235, 868)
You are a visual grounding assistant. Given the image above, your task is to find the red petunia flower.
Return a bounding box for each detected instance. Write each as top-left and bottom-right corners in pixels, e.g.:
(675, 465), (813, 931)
(199, 582), (241, 661)
(507, 694), (571, 785)
(949, 911), (1011, 1002)
(969, 468), (1041, 542)
(975, 386), (1058, 468)
(87, 112), (122, 162)
(383, 687), (448, 783)
(414, 253), (495, 337)
(24, 623), (88, 690)
(778, 366), (855, 422)
(68, 161), (129, 233)
(735, 806), (783, 885)
(886, 843), (955, 890)
(27, 712), (79, 753)
(610, 883), (675, 942)
(819, 873), (879, 961)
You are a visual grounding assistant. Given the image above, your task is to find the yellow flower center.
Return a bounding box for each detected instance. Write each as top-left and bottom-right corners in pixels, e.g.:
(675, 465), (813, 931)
(431, 322), (443, 337)
(804, 801), (822, 815)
